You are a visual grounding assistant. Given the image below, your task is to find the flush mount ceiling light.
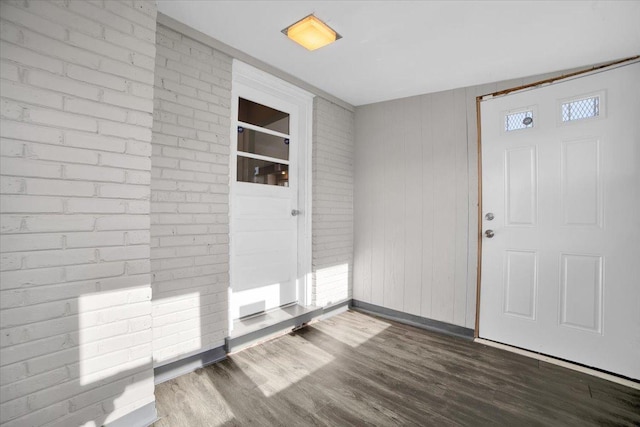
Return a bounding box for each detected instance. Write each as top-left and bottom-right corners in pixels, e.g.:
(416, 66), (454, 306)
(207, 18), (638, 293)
(282, 14), (341, 51)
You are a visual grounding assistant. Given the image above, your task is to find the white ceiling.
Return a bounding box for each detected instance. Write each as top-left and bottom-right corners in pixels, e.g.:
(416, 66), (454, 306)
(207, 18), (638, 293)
(157, 1), (640, 106)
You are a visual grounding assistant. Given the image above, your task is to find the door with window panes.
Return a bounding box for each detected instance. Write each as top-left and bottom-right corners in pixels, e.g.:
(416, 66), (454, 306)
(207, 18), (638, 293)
(230, 95), (299, 320)
(479, 61), (640, 379)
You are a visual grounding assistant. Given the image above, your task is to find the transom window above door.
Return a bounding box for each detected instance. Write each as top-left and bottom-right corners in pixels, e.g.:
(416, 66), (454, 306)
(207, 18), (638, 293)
(236, 98), (291, 186)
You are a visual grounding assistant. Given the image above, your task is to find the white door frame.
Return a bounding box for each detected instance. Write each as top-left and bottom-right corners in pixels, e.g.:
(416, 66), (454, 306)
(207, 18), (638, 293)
(229, 60), (314, 329)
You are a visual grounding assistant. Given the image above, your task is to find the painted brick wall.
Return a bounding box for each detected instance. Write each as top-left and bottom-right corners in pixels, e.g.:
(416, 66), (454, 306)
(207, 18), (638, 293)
(150, 25), (232, 366)
(312, 97), (355, 307)
(0, 1), (157, 426)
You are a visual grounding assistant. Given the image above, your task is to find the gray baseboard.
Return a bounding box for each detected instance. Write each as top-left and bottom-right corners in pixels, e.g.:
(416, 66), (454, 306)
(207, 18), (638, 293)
(319, 299), (351, 318)
(104, 401), (157, 427)
(152, 302), (345, 385)
(151, 299), (471, 388)
(350, 299), (474, 340)
(154, 346), (226, 385)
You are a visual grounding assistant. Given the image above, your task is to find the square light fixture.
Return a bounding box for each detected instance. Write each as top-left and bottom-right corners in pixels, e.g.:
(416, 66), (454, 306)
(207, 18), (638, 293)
(282, 14), (341, 51)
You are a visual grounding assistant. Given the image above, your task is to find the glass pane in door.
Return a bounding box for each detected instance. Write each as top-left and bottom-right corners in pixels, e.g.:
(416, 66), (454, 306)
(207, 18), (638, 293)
(237, 156), (289, 186)
(237, 127), (289, 160)
(239, 98), (290, 134)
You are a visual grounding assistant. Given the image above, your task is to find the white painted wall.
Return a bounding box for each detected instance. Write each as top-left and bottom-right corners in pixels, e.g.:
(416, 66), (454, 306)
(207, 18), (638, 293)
(150, 25), (232, 366)
(0, 1), (157, 426)
(353, 71), (572, 329)
(312, 98), (355, 307)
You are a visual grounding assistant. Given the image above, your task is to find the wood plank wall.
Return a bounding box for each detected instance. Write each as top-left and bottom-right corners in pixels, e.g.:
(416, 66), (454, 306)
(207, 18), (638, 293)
(354, 71), (569, 328)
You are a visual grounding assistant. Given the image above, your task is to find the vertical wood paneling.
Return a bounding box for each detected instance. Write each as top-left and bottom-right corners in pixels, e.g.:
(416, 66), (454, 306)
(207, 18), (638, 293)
(382, 101), (405, 311)
(370, 104), (386, 306)
(355, 89), (472, 327)
(430, 91), (457, 323)
(403, 97), (423, 316)
(453, 88), (470, 326)
(420, 95), (435, 319)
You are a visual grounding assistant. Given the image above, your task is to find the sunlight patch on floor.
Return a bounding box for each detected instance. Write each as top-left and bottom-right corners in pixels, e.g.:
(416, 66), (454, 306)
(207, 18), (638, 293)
(236, 337), (336, 397)
(319, 311), (391, 348)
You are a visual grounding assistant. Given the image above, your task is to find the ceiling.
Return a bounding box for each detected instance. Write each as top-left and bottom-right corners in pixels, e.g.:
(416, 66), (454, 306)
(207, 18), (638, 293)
(156, 1), (640, 106)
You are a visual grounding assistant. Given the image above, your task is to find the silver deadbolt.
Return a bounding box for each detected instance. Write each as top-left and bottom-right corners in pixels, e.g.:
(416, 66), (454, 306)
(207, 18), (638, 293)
(291, 209), (301, 217)
(485, 212), (494, 221)
(485, 229), (495, 238)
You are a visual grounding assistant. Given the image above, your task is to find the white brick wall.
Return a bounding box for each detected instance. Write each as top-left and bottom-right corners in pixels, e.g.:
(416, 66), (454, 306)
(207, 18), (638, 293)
(0, 1), (157, 426)
(312, 98), (355, 307)
(150, 25), (231, 366)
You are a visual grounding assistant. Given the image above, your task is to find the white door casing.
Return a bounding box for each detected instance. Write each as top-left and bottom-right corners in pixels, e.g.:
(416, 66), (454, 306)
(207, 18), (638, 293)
(479, 61), (640, 379)
(229, 61), (313, 325)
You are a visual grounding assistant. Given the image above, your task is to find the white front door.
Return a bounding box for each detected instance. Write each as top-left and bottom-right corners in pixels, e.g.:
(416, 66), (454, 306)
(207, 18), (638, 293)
(479, 61), (640, 379)
(230, 62), (313, 323)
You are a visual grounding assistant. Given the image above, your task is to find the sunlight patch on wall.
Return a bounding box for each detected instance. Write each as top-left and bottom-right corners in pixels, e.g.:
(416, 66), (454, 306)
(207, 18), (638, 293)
(78, 288), (152, 386)
(314, 263), (350, 307)
(101, 375), (156, 425)
(151, 292), (203, 365)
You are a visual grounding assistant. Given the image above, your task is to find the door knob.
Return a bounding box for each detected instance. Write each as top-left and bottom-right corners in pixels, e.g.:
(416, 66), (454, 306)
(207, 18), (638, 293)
(291, 209), (301, 216)
(485, 229), (495, 238)
(485, 212), (494, 221)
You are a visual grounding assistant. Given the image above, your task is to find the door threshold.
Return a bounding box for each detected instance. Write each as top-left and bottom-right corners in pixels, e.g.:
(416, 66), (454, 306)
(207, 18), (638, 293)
(236, 302), (299, 322)
(475, 338), (639, 390)
(226, 304), (322, 353)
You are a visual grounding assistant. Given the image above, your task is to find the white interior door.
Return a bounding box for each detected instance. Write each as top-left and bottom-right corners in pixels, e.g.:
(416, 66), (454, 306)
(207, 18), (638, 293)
(479, 61), (640, 379)
(230, 63), (312, 322)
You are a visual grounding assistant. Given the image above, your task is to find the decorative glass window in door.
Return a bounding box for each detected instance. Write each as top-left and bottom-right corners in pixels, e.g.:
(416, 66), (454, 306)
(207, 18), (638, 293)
(505, 110), (534, 132)
(561, 95), (600, 122)
(236, 98), (291, 186)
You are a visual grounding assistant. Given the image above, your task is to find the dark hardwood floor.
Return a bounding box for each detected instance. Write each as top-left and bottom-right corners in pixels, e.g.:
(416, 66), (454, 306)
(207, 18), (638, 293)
(154, 310), (640, 426)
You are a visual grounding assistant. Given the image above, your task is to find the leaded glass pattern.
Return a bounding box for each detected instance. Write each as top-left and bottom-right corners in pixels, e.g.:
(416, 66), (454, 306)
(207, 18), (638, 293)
(562, 96), (600, 122)
(505, 110), (534, 132)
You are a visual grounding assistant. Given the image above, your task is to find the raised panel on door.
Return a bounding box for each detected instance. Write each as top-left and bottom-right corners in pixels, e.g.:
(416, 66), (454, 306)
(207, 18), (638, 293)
(503, 250), (537, 320)
(561, 138), (602, 227)
(504, 146), (537, 226)
(559, 253), (603, 333)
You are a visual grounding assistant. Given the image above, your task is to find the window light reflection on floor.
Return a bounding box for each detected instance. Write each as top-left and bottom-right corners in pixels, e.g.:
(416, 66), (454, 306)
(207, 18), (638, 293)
(237, 335), (336, 398)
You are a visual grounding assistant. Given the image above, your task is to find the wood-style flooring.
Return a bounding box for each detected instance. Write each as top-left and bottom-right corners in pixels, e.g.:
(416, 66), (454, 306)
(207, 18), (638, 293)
(154, 310), (640, 426)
